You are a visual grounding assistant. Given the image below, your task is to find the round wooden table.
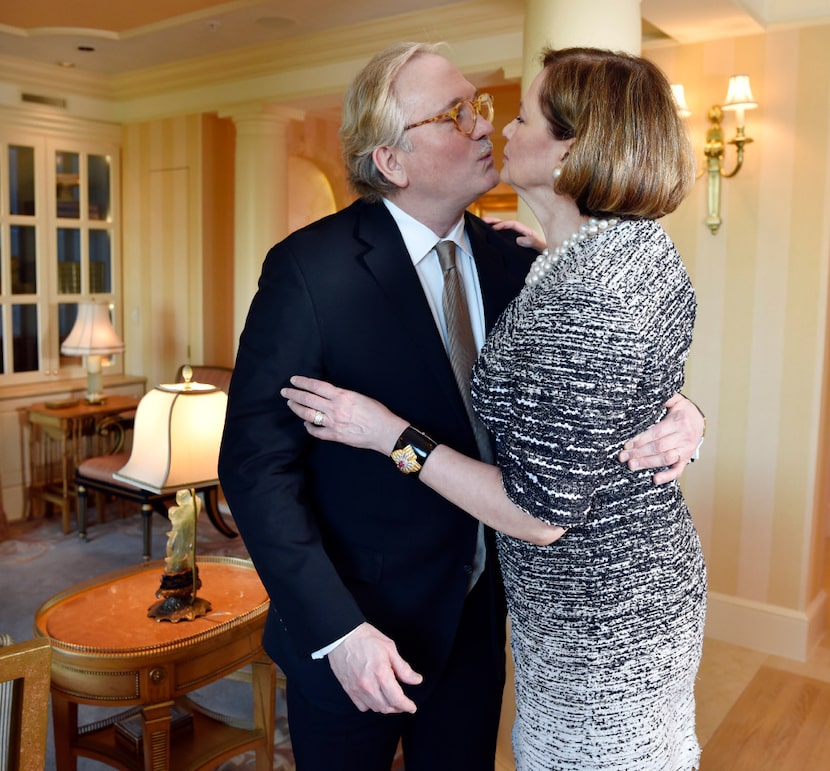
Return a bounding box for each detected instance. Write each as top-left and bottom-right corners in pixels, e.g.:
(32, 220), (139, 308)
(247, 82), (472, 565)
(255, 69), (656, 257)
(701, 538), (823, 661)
(34, 555), (276, 771)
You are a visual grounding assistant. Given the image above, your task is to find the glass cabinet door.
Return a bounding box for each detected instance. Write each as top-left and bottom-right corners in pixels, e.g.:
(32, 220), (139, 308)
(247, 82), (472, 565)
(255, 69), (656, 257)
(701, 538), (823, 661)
(56, 227), (81, 294)
(9, 144), (35, 215)
(89, 230), (112, 293)
(1, 143), (41, 375)
(51, 144), (119, 375)
(0, 131), (120, 384)
(88, 154), (111, 222)
(53, 149), (114, 296)
(55, 150), (80, 219)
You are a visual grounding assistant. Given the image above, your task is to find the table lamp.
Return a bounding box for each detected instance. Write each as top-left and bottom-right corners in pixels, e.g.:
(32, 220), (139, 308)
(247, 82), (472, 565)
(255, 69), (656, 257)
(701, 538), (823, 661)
(60, 302), (125, 404)
(113, 366), (228, 622)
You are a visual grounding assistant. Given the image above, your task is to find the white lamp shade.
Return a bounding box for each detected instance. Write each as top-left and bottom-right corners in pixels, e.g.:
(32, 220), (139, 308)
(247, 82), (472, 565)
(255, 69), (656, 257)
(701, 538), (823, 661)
(722, 74), (758, 110)
(114, 382), (228, 494)
(61, 302), (125, 355)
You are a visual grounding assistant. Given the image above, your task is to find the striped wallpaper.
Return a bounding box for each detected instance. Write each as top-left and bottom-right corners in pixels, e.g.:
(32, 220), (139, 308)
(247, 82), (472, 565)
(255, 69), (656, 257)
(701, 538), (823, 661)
(649, 25), (830, 658)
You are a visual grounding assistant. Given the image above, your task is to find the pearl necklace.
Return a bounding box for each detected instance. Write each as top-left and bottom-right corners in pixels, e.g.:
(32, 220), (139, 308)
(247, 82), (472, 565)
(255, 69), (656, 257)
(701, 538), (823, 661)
(525, 217), (619, 287)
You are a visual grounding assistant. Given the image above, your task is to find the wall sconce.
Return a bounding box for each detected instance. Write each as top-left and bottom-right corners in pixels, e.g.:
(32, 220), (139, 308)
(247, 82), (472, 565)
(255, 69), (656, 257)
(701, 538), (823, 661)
(673, 75), (759, 234)
(60, 301), (125, 403)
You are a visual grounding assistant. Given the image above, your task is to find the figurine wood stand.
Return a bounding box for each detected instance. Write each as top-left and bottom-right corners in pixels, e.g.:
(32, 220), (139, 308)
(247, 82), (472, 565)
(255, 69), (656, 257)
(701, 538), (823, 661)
(148, 488), (212, 622)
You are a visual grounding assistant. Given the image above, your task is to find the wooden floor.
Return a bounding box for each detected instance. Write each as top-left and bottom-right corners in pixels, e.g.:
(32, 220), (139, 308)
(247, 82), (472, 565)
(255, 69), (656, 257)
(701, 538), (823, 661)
(700, 664), (830, 769)
(696, 540), (830, 770)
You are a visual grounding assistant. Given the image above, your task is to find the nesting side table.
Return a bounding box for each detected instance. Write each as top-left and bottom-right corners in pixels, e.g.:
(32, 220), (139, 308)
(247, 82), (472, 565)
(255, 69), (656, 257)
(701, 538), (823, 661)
(26, 395), (140, 533)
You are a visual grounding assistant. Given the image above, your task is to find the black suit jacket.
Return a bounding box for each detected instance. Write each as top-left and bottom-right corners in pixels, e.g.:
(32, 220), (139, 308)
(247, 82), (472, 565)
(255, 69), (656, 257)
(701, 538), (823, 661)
(219, 198), (534, 713)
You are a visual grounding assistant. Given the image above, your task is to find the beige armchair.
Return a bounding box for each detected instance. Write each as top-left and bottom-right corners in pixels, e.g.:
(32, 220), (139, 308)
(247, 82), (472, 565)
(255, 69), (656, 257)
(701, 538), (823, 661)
(0, 635), (52, 771)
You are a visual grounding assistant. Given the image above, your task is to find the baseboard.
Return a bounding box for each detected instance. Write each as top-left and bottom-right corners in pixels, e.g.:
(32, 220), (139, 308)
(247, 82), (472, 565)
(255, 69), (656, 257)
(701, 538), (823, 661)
(705, 589), (827, 662)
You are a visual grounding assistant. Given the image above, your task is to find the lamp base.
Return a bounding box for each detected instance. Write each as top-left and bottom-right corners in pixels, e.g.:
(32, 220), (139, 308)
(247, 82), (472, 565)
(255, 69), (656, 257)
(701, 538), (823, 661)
(148, 595), (212, 622)
(148, 566), (211, 623)
(85, 363), (105, 404)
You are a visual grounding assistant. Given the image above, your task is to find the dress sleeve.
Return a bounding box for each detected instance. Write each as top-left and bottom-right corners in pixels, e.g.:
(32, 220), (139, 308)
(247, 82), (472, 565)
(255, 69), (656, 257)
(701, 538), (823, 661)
(497, 276), (645, 527)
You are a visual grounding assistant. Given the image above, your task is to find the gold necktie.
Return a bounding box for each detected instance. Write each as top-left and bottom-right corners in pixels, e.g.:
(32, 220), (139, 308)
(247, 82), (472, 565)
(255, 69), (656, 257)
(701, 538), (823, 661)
(436, 240), (491, 589)
(437, 242), (475, 402)
(436, 240), (493, 462)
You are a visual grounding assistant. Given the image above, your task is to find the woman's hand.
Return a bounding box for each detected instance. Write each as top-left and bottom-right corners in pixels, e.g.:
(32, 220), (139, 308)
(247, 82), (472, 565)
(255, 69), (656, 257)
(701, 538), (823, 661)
(483, 216), (547, 252)
(281, 376), (407, 455)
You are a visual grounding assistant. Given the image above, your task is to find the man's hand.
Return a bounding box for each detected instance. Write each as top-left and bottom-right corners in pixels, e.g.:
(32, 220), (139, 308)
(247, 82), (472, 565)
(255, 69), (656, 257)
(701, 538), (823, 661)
(327, 622), (423, 714)
(618, 393), (705, 485)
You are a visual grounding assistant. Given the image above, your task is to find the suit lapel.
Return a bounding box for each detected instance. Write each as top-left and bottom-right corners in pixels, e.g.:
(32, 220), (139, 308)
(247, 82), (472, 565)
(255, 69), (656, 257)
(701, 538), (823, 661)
(351, 203), (528, 448)
(465, 212), (522, 331)
(355, 202), (472, 430)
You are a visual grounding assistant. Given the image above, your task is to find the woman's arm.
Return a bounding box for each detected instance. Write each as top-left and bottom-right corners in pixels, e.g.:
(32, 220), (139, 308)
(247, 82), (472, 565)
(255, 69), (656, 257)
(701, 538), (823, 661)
(281, 376), (565, 546)
(417, 445), (567, 545)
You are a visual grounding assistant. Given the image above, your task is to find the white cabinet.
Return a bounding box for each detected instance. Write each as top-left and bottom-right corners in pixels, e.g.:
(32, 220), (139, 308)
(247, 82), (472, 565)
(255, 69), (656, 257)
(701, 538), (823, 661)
(0, 112), (122, 387)
(0, 110), (125, 526)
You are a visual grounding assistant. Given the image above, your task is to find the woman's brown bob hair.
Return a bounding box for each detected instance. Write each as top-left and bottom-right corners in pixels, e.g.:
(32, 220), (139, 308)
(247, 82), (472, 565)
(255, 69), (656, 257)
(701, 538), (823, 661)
(539, 47), (695, 219)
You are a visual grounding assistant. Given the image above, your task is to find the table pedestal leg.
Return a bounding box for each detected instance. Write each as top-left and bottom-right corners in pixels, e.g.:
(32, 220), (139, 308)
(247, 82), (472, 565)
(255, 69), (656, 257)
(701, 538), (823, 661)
(141, 700), (174, 771)
(51, 693), (79, 771)
(251, 656), (277, 771)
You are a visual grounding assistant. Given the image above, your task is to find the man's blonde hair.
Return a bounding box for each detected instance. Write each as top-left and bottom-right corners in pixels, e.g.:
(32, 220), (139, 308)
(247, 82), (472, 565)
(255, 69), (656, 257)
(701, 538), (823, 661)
(339, 42), (444, 201)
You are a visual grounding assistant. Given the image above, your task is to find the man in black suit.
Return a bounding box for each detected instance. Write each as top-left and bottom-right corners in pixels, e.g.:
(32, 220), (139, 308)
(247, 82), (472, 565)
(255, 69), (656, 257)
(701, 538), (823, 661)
(219, 42), (703, 771)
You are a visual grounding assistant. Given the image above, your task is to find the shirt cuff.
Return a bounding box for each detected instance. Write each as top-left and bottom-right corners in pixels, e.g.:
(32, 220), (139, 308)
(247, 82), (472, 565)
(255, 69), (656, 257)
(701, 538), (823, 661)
(690, 436), (704, 463)
(311, 626), (359, 659)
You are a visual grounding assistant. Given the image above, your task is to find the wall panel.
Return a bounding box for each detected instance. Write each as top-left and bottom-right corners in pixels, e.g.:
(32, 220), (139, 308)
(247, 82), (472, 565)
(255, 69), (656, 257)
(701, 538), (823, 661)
(122, 115), (205, 389)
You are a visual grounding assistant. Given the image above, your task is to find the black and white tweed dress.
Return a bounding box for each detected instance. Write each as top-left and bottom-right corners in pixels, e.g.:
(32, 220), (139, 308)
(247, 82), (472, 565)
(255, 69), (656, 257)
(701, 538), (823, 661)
(472, 218), (707, 771)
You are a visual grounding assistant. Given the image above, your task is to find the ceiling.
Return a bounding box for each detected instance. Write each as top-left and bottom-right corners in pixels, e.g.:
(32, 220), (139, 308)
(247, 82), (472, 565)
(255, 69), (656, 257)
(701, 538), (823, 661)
(0, 0), (826, 76)
(0, 0), (462, 75)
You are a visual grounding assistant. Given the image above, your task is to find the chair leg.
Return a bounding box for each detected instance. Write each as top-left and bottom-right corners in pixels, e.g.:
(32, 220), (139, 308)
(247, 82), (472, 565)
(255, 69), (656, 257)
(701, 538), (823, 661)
(202, 487), (238, 538)
(77, 483), (88, 540)
(94, 491), (107, 522)
(60, 496), (72, 535)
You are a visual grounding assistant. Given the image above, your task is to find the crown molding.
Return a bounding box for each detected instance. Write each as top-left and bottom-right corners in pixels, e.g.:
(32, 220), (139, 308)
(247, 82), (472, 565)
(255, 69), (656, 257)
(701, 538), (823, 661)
(0, 1), (524, 123)
(110, 0), (524, 101)
(0, 103), (121, 139)
(0, 54), (115, 100)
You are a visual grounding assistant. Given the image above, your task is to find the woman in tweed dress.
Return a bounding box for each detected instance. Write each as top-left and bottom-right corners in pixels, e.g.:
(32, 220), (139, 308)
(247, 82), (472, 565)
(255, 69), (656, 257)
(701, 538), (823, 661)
(283, 47), (706, 771)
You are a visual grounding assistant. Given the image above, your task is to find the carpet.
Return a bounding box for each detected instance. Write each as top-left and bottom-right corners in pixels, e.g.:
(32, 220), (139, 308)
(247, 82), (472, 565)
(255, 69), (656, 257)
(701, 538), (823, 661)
(0, 506), (404, 770)
(699, 665), (830, 770)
